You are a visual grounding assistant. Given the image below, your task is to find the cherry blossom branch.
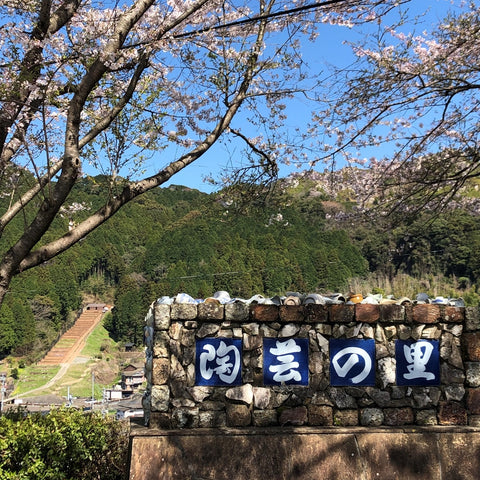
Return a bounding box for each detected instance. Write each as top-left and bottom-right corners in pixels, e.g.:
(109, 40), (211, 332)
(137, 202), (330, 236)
(0, 0), (82, 166)
(19, 0), (272, 272)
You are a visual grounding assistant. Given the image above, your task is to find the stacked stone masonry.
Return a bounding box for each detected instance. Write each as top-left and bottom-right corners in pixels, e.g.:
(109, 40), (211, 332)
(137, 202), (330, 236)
(142, 301), (480, 429)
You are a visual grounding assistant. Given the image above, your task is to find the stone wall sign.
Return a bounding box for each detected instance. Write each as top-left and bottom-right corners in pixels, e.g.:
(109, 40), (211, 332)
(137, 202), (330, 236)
(263, 338), (309, 386)
(142, 300), (480, 428)
(195, 338), (242, 386)
(395, 339), (440, 386)
(330, 339), (375, 386)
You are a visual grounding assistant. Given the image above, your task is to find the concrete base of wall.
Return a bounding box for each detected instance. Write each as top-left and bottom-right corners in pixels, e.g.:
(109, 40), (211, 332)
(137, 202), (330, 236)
(129, 425), (480, 480)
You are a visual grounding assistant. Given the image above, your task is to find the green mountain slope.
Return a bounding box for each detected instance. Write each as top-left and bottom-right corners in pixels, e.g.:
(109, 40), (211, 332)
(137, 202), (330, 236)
(2, 171), (480, 361)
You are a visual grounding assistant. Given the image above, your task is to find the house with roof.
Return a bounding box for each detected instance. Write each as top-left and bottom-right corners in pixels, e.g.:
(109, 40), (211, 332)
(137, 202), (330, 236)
(115, 394), (143, 420)
(84, 303), (110, 312)
(121, 363), (145, 391)
(104, 384), (124, 401)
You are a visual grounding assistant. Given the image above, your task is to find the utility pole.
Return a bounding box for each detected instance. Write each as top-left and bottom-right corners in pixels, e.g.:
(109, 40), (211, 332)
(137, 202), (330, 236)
(102, 388), (107, 416)
(0, 374), (6, 415)
(91, 372), (95, 410)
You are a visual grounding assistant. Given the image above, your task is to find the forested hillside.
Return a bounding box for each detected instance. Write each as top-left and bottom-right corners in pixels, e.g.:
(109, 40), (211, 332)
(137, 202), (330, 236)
(2, 171), (480, 361)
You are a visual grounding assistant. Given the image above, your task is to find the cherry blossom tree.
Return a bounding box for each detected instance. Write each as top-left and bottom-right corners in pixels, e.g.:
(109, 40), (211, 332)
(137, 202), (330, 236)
(310, 1), (480, 219)
(0, 0), (408, 307)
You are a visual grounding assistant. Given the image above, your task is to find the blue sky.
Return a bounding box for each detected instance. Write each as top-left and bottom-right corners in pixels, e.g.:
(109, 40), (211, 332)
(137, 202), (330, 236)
(155, 0), (460, 193)
(159, 19), (359, 193)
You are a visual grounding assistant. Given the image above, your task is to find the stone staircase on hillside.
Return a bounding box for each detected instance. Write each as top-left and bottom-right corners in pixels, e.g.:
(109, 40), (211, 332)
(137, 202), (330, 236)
(38, 309), (104, 366)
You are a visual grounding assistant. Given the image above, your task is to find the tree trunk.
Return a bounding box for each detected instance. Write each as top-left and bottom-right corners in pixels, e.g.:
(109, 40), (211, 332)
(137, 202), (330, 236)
(0, 258), (16, 308)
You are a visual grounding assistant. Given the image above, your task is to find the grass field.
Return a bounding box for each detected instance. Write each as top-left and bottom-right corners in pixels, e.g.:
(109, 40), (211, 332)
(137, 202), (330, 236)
(12, 321), (120, 399)
(13, 365), (61, 394)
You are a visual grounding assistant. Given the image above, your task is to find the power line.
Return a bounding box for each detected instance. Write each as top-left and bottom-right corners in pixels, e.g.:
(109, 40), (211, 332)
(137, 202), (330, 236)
(179, 271), (240, 279)
(173, 0), (351, 39)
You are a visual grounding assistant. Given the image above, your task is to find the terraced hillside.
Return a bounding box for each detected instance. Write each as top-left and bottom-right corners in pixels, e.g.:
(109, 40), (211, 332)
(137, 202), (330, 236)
(38, 309), (105, 366)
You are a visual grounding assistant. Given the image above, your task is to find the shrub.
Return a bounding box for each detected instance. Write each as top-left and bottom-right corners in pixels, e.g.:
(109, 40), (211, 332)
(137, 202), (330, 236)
(0, 407), (130, 480)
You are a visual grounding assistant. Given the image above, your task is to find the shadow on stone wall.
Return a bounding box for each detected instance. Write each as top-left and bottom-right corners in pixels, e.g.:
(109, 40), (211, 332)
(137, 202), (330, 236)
(129, 427), (480, 479)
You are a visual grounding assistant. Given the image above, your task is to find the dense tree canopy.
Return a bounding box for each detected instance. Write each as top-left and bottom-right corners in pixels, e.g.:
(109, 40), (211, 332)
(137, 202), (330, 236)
(0, 174), (480, 355)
